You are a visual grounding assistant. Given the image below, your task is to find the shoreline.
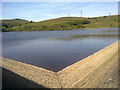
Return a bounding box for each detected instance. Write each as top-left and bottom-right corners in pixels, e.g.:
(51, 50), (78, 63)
(2, 27), (118, 32)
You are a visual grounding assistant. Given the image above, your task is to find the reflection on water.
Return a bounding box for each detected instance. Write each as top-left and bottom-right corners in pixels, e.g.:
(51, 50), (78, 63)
(2, 28), (119, 72)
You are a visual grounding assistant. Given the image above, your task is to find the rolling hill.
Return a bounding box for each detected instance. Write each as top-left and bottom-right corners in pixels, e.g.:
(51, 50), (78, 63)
(1, 15), (119, 32)
(1, 18), (30, 32)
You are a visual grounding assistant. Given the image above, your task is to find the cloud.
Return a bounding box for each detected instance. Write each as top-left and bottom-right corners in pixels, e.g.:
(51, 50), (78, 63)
(2, 2), (118, 21)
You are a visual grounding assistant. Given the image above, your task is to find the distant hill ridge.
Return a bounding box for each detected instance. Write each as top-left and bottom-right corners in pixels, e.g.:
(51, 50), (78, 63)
(1, 15), (118, 32)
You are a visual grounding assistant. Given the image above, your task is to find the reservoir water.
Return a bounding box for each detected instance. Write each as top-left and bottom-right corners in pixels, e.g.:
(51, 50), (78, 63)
(2, 28), (119, 72)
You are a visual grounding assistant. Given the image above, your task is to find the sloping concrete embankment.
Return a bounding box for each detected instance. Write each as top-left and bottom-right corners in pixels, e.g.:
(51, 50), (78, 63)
(57, 40), (119, 88)
(1, 40), (119, 88)
(1, 57), (61, 88)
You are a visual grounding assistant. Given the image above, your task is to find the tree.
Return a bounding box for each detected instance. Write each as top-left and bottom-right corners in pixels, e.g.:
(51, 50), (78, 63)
(30, 21), (33, 23)
(1, 26), (7, 32)
(81, 19), (90, 24)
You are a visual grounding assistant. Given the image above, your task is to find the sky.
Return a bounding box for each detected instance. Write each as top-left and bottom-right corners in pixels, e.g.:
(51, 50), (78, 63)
(2, 2), (118, 22)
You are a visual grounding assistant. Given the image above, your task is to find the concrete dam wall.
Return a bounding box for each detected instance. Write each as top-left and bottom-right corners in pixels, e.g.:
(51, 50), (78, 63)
(1, 57), (61, 88)
(1, 40), (119, 88)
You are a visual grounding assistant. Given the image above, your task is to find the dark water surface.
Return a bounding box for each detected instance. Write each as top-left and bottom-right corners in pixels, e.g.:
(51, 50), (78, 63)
(2, 28), (119, 72)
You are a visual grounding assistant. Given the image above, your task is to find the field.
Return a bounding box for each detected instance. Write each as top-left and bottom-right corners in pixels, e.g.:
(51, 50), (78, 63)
(1, 15), (119, 32)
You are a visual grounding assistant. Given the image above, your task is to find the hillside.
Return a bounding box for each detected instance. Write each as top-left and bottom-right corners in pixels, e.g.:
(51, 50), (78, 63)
(7, 17), (90, 31)
(85, 15), (118, 28)
(1, 18), (30, 32)
(1, 15), (119, 32)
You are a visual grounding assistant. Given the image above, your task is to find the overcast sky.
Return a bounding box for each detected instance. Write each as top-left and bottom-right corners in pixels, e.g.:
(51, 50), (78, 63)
(2, 2), (118, 22)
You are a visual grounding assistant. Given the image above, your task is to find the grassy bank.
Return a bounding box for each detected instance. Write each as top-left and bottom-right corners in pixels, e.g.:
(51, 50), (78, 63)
(1, 15), (118, 32)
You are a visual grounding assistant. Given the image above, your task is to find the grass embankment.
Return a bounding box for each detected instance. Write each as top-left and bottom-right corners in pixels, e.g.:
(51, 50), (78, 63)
(85, 15), (118, 28)
(1, 15), (118, 32)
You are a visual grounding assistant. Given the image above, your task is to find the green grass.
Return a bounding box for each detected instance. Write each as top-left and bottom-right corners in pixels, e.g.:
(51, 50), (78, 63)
(1, 18), (30, 32)
(85, 15), (118, 28)
(1, 15), (119, 32)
